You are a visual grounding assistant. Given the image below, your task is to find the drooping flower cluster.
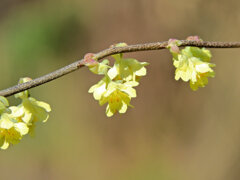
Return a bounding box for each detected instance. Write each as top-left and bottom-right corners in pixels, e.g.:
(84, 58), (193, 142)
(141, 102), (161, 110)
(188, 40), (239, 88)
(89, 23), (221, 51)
(0, 78), (51, 149)
(86, 43), (149, 117)
(167, 37), (215, 91)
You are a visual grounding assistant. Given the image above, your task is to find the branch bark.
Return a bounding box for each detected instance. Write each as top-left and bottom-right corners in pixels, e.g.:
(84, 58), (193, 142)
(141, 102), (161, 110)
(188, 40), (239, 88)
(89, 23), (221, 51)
(1, 40), (240, 97)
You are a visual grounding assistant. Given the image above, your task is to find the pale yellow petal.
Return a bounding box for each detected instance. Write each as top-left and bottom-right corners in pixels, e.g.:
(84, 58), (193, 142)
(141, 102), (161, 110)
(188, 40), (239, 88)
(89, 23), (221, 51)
(119, 103), (128, 113)
(107, 65), (118, 80)
(88, 84), (98, 93)
(42, 114), (49, 123)
(106, 105), (114, 117)
(14, 123), (29, 135)
(0, 115), (14, 129)
(93, 84), (106, 100)
(22, 111), (33, 124)
(135, 67), (147, 76)
(30, 98), (51, 112)
(9, 106), (24, 117)
(1, 141), (9, 150)
(195, 63), (212, 73)
(124, 81), (139, 87)
(122, 87), (136, 98)
(34, 101), (51, 112)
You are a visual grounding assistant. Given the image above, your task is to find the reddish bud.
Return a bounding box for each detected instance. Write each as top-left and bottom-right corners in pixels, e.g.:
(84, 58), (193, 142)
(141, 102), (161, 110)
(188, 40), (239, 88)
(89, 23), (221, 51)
(170, 45), (180, 54)
(167, 39), (181, 53)
(186, 36), (203, 42)
(83, 53), (98, 66)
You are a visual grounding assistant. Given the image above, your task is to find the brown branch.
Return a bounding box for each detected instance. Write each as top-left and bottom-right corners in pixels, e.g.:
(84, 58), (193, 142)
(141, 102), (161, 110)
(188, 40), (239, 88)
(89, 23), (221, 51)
(1, 40), (240, 97)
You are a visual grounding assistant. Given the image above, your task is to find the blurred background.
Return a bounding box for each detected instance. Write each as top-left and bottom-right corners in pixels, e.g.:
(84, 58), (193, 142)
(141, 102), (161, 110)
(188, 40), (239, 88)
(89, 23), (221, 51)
(0, 0), (240, 179)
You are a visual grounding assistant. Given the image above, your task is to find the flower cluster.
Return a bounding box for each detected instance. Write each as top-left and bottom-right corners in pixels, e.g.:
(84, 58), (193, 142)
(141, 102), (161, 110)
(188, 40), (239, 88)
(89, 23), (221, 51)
(0, 78), (51, 149)
(167, 37), (215, 91)
(86, 43), (149, 117)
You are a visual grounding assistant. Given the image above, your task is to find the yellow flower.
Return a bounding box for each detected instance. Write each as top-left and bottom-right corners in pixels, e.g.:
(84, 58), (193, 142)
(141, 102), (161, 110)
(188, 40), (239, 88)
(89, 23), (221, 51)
(0, 77), (52, 150)
(107, 57), (149, 82)
(173, 46), (215, 90)
(21, 97), (51, 123)
(14, 77), (51, 134)
(16, 97), (51, 134)
(0, 95), (29, 149)
(190, 70), (215, 91)
(107, 43), (148, 83)
(99, 81), (136, 117)
(88, 76), (110, 100)
(0, 113), (29, 149)
(174, 55), (215, 90)
(89, 76), (138, 117)
(88, 43), (149, 117)
(14, 77), (51, 123)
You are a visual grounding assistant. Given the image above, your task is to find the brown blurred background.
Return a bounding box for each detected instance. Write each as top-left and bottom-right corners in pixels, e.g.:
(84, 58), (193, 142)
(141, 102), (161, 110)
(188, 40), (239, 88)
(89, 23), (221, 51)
(0, 0), (240, 179)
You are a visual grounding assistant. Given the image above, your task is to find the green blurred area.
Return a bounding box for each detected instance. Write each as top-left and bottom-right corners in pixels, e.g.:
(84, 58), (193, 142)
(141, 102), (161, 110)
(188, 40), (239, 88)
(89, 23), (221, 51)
(1, 0), (240, 180)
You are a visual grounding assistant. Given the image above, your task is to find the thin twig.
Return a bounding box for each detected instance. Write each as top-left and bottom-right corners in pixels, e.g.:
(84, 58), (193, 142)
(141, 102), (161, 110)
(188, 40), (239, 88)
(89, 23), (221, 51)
(1, 40), (240, 97)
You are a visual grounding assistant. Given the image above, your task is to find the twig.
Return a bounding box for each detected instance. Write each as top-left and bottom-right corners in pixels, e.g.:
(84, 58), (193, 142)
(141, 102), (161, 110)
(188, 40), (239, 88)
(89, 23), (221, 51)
(1, 40), (240, 97)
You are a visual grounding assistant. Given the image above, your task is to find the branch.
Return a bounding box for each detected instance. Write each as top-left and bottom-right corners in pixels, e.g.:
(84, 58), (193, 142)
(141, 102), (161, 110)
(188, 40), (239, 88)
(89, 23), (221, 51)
(1, 40), (240, 97)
